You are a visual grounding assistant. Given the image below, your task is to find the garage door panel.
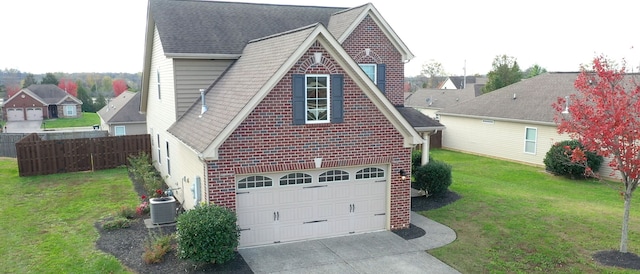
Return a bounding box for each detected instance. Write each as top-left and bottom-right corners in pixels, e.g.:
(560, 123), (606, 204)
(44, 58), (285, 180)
(237, 165), (388, 248)
(7, 108), (24, 121)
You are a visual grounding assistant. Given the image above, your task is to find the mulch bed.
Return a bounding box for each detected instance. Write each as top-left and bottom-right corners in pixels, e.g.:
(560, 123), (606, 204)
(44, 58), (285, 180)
(392, 190), (461, 240)
(593, 250), (640, 270)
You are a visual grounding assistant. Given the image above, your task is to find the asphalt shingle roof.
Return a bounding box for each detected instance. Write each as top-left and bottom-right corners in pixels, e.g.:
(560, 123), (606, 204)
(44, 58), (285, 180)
(439, 72), (581, 123)
(26, 84), (70, 104)
(395, 107), (444, 130)
(150, 0), (345, 55)
(98, 91), (145, 123)
(168, 25), (317, 152)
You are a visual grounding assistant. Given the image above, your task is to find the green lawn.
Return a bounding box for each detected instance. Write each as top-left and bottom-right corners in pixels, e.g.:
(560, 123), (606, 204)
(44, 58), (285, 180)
(43, 112), (100, 128)
(0, 157), (138, 273)
(424, 149), (640, 273)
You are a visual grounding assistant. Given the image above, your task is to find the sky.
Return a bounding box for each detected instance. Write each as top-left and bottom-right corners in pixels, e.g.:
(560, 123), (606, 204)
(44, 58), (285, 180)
(2, 0), (639, 77)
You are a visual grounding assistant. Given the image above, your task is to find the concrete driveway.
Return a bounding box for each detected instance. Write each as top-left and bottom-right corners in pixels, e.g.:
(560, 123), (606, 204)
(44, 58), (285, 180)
(3, 120), (42, 133)
(239, 212), (459, 274)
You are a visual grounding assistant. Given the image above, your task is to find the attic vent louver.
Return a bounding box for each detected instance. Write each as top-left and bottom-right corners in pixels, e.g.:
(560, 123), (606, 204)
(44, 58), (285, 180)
(199, 89), (207, 117)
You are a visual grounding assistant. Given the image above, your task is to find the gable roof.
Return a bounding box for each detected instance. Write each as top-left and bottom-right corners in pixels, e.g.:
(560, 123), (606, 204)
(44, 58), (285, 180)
(168, 23), (422, 159)
(5, 84), (81, 106)
(328, 3), (414, 61)
(141, 1), (415, 112)
(97, 91), (145, 124)
(149, 0), (345, 57)
(438, 72), (580, 124)
(405, 86), (479, 110)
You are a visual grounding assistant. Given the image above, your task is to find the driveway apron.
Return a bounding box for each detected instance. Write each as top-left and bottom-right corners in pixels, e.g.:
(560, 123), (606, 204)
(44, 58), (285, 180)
(239, 212), (459, 274)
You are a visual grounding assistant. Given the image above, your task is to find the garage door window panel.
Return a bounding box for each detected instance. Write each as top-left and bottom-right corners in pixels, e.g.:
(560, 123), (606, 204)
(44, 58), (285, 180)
(238, 176), (273, 189)
(319, 170), (349, 182)
(279, 173), (312, 186)
(355, 167), (385, 179)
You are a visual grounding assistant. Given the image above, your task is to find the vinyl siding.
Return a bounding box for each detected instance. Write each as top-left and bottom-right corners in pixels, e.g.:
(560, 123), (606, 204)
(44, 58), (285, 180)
(169, 140), (206, 210)
(147, 26), (176, 172)
(109, 123), (147, 136)
(173, 59), (233, 118)
(440, 115), (621, 180)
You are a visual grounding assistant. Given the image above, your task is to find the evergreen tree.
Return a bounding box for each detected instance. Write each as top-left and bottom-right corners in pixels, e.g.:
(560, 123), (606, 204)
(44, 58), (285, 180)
(40, 73), (59, 85)
(94, 92), (107, 111)
(77, 82), (95, 112)
(482, 55), (522, 93)
(22, 73), (38, 87)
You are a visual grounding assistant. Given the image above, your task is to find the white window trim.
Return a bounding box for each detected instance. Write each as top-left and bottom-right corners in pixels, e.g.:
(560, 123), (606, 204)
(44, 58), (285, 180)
(305, 74), (330, 124)
(359, 64), (377, 84)
(63, 105), (76, 116)
(114, 126), (126, 136)
(156, 134), (161, 165)
(524, 127), (537, 154)
(156, 69), (161, 100)
(166, 141), (171, 176)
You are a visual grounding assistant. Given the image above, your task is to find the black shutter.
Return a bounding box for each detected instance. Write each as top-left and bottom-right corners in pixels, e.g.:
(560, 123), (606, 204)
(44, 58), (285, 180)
(292, 74), (305, 125)
(377, 64), (386, 94)
(331, 74), (344, 123)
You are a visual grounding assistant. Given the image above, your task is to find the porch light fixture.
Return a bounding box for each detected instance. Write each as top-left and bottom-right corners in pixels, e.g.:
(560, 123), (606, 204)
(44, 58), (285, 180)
(562, 96), (569, 114)
(313, 52), (322, 64)
(399, 169), (407, 182)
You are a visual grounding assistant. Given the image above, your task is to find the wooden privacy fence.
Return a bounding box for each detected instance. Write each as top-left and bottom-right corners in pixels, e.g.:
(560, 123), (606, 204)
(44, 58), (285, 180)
(0, 131), (108, 158)
(16, 133), (151, 176)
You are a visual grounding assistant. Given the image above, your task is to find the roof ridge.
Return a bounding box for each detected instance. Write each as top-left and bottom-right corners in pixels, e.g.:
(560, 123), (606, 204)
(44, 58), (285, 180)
(332, 2), (369, 16)
(248, 23), (319, 44)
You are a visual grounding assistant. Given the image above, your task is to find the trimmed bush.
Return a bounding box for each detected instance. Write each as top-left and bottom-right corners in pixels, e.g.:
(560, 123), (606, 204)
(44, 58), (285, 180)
(413, 160), (452, 196)
(543, 140), (603, 178)
(176, 204), (239, 264)
(102, 217), (131, 230)
(411, 149), (433, 175)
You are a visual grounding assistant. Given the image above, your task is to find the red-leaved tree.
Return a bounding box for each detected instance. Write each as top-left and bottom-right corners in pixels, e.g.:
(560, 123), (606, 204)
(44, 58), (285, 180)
(112, 79), (128, 96)
(7, 84), (21, 98)
(553, 56), (640, 253)
(58, 79), (78, 97)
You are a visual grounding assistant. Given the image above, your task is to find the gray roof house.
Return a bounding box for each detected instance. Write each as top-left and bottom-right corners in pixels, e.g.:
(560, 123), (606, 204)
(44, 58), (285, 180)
(405, 76), (485, 119)
(3, 84), (82, 121)
(140, 0), (441, 248)
(437, 72), (619, 179)
(97, 91), (146, 136)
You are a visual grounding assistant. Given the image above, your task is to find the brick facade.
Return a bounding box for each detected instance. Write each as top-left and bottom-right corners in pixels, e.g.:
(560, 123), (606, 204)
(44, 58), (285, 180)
(342, 15), (405, 107)
(206, 33), (413, 229)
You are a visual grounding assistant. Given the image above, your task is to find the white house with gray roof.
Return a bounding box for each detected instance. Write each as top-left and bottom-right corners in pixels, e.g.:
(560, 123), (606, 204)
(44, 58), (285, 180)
(438, 72), (619, 179)
(97, 91), (146, 136)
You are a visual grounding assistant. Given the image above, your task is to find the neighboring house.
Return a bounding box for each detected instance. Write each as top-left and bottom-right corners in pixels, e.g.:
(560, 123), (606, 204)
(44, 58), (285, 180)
(2, 84), (82, 121)
(405, 85), (482, 119)
(141, 0), (441, 248)
(97, 91), (146, 136)
(437, 72), (619, 179)
(438, 75), (481, 90)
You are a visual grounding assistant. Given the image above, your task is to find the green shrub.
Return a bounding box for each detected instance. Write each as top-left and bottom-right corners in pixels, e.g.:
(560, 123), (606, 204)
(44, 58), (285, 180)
(142, 231), (174, 264)
(102, 217), (131, 230)
(116, 206), (137, 219)
(411, 150), (433, 175)
(543, 140), (603, 178)
(176, 204), (239, 264)
(413, 159), (452, 196)
(127, 152), (164, 196)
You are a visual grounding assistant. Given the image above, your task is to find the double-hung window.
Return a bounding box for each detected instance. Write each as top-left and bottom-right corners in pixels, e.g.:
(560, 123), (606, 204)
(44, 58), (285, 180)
(292, 74), (343, 125)
(524, 127), (537, 154)
(64, 105), (76, 116)
(359, 64), (377, 84)
(305, 75), (330, 123)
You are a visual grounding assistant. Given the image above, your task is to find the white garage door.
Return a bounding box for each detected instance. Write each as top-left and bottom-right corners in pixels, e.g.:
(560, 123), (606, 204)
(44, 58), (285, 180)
(7, 108), (24, 121)
(236, 165), (387, 248)
(26, 107), (43, 120)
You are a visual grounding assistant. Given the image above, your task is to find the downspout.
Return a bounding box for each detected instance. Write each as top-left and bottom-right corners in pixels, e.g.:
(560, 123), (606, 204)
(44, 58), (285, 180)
(421, 131), (434, 165)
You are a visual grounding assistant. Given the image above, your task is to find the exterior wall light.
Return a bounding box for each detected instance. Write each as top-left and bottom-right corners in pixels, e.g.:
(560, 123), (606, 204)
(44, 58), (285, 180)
(399, 169), (407, 182)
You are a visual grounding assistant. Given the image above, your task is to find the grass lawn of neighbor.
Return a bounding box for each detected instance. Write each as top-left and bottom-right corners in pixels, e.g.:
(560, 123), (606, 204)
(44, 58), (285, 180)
(423, 149), (640, 273)
(42, 112), (100, 129)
